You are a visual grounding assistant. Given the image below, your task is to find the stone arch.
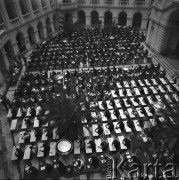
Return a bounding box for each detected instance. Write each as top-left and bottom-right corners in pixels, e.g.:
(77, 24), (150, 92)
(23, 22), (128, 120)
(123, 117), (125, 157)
(16, 32), (26, 53)
(78, 10), (86, 25)
(91, 11), (99, 26)
(132, 12), (142, 29)
(104, 11), (113, 28)
(118, 12), (127, 26)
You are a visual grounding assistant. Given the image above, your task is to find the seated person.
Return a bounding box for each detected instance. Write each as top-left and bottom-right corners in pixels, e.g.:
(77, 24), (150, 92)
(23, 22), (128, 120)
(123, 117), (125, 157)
(34, 129), (42, 140)
(105, 109), (111, 120)
(114, 108), (120, 118)
(126, 99), (132, 106)
(110, 99), (116, 108)
(73, 159), (84, 170)
(88, 140), (96, 151)
(21, 107), (26, 118)
(114, 89), (119, 96)
(116, 121), (125, 132)
(95, 125), (103, 135)
(46, 127), (53, 139)
(134, 96), (140, 104)
(24, 164), (39, 177)
(15, 147), (24, 160)
(137, 119), (144, 128)
(112, 139), (121, 151)
(102, 100), (107, 109)
(85, 111), (92, 123)
(143, 97), (149, 105)
(123, 89), (127, 97)
(90, 156), (100, 167)
(100, 141), (109, 151)
(23, 132), (31, 143)
(30, 107), (36, 117)
(123, 138), (131, 148)
(127, 119), (135, 130)
(25, 118), (31, 126)
(106, 121), (114, 132)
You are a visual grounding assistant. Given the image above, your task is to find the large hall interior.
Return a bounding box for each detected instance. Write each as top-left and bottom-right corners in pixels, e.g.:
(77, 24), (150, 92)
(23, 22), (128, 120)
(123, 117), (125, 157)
(0, 0), (179, 179)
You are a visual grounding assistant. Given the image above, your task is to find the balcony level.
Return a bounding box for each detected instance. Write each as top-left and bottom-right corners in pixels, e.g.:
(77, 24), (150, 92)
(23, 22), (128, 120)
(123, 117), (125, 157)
(59, 2), (78, 10)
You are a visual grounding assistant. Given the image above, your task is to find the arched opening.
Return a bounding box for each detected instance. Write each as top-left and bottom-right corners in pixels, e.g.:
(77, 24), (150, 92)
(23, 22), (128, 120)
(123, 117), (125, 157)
(19, 0), (29, 15)
(65, 13), (72, 25)
(104, 11), (112, 28)
(53, 14), (59, 31)
(16, 33), (26, 53)
(118, 12), (127, 26)
(31, 0), (39, 11)
(149, 26), (154, 46)
(4, 41), (15, 63)
(132, 12), (142, 29)
(28, 27), (36, 45)
(4, 0), (18, 20)
(167, 10), (179, 57)
(91, 11), (99, 26)
(78, 10), (86, 25)
(37, 22), (45, 40)
(46, 17), (52, 35)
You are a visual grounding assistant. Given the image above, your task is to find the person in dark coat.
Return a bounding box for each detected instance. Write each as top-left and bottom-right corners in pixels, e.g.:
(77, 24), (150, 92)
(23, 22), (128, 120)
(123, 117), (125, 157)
(95, 125), (103, 135)
(112, 139), (121, 151)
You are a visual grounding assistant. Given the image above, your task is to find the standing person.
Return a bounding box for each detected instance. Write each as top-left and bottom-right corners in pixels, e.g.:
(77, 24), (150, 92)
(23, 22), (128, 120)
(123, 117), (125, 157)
(0, 95), (9, 112)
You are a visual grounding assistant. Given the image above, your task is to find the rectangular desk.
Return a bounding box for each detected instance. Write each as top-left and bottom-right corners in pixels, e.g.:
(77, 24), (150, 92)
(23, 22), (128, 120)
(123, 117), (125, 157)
(126, 89), (132, 97)
(74, 140), (80, 154)
(133, 120), (142, 131)
(37, 143), (44, 157)
(131, 80), (137, 87)
(83, 126), (91, 137)
(144, 107), (153, 117)
(85, 140), (92, 154)
(111, 90), (118, 98)
(123, 81), (129, 88)
(42, 129), (48, 141)
(119, 109), (127, 119)
(100, 112), (108, 122)
(108, 137), (116, 152)
(21, 118), (27, 129)
(119, 89), (124, 97)
(7, 110), (12, 118)
(53, 127), (59, 139)
(158, 85), (165, 93)
(81, 117), (87, 124)
(30, 130), (36, 142)
(33, 117), (39, 128)
(36, 106), (42, 116)
(92, 124), (99, 136)
(136, 108), (145, 118)
(11, 145), (20, 160)
(155, 95), (162, 102)
(113, 122), (121, 134)
(138, 80), (145, 87)
(95, 139), (102, 153)
(114, 99), (121, 108)
(109, 110), (117, 120)
(98, 101), (105, 110)
(173, 94), (179, 102)
(26, 107), (31, 117)
(91, 112), (97, 121)
(138, 97), (147, 106)
(164, 95), (172, 103)
(159, 78), (167, 85)
(123, 121), (132, 132)
(147, 96), (153, 104)
(118, 136), (127, 149)
(123, 99), (130, 107)
(10, 119), (17, 131)
(106, 100), (113, 110)
(151, 79), (158, 85)
(23, 145), (32, 160)
(16, 108), (22, 118)
(18, 131), (25, 144)
(134, 88), (141, 96)
(173, 84), (179, 91)
(149, 86), (157, 94)
(166, 85), (173, 92)
(49, 142), (56, 156)
(103, 123), (110, 135)
(144, 79), (151, 86)
(116, 82), (122, 89)
(127, 108), (135, 118)
(130, 98), (139, 107)
(143, 87), (148, 95)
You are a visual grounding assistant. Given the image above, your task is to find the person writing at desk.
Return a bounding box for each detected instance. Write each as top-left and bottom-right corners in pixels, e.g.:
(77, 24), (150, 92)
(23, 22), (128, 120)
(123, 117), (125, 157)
(116, 121), (125, 132)
(34, 129), (42, 140)
(88, 140), (96, 151)
(102, 100), (107, 109)
(89, 156), (100, 167)
(127, 119), (135, 131)
(15, 147), (24, 160)
(25, 118), (32, 126)
(100, 141), (109, 151)
(112, 139), (121, 152)
(30, 107), (36, 118)
(122, 137), (131, 148)
(114, 107), (120, 118)
(73, 159), (84, 171)
(22, 132), (31, 143)
(95, 125), (103, 136)
(43, 142), (50, 157)
(110, 98), (116, 109)
(105, 109), (111, 120)
(106, 121), (114, 133)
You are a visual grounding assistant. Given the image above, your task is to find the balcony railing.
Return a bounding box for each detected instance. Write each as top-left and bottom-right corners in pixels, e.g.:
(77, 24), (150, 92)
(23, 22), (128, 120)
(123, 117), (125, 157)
(0, 23), (6, 30)
(119, 0), (129, 6)
(59, 2), (77, 10)
(10, 18), (19, 27)
(134, 0), (145, 6)
(105, 0), (114, 5)
(0, 30), (6, 44)
(33, 9), (40, 16)
(90, 0), (99, 5)
(23, 13), (31, 21)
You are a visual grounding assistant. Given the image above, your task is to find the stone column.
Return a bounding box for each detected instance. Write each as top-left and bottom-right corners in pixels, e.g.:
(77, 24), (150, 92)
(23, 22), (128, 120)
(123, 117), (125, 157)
(14, 0), (24, 23)
(141, 18), (148, 31)
(12, 41), (20, 55)
(0, 70), (4, 86)
(113, 16), (118, 26)
(27, 0), (35, 18)
(86, 16), (91, 27)
(127, 17), (132, 27)
(50, 21), (55, 34)
(99, 16), (104, 28)
(1, 48), (10, 72)
(24, 34), (31, 50)
(33, 27), (40, 44)
(43, 25), (48, 39)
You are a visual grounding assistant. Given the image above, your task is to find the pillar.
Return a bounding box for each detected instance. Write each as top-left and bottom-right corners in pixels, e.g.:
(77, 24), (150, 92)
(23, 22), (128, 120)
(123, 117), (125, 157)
(86, 16), (91, 27)
(127, 17), (132, 27)
(43, 25), (48, 39)
(24, 34), (32, 50)
(27, 0), (35, 18)
(33, 27), (40, 43)
(50, 21), (55, 34)
(2, 48), (10, 71)
(0, 70), (4, 86)
(14, 0), (24, 23)
(141, 18), (148, 31)
(113, 17), (118, 26)
(12, 41), (20, 55)
(99, 16), (104, 28)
